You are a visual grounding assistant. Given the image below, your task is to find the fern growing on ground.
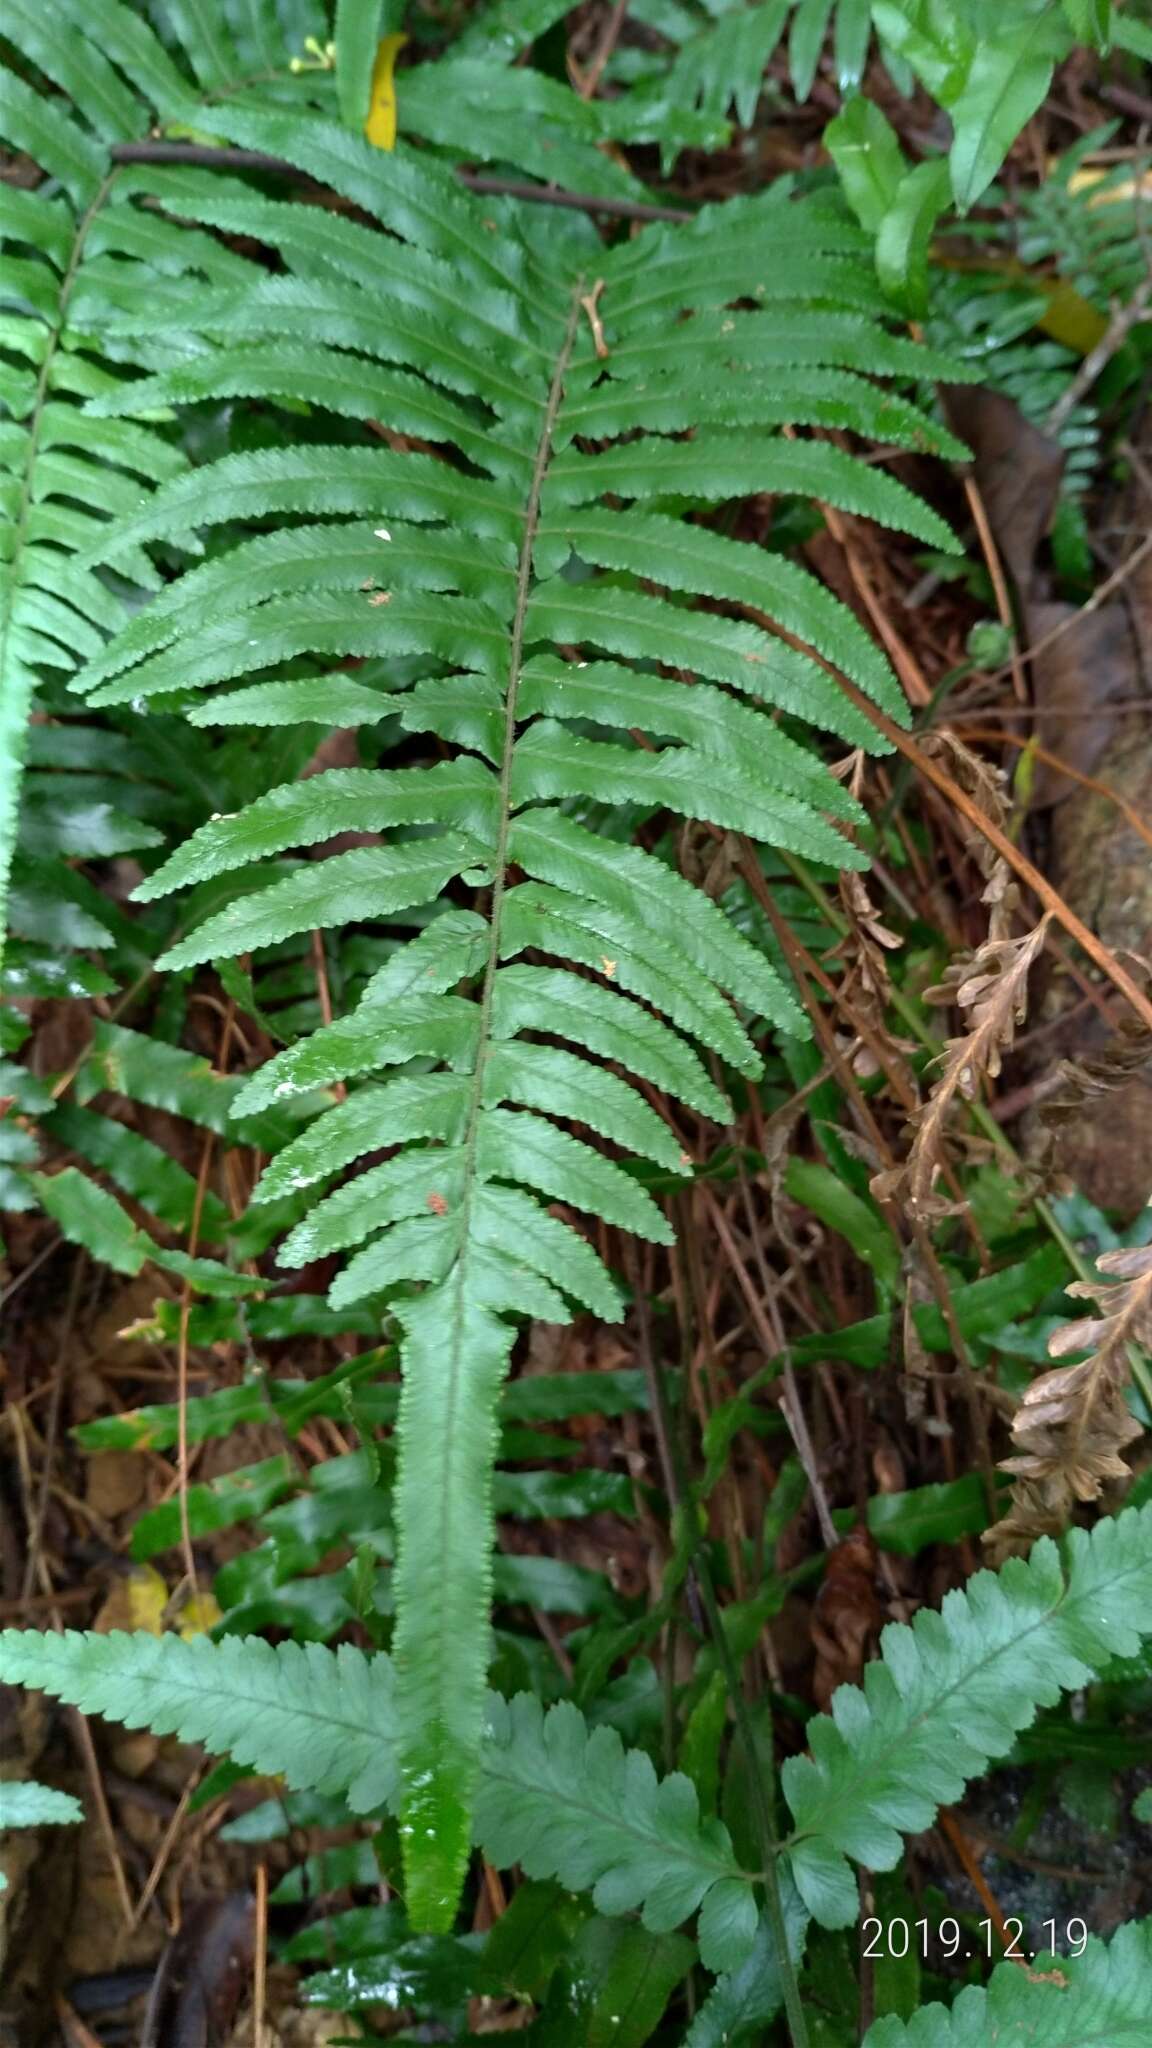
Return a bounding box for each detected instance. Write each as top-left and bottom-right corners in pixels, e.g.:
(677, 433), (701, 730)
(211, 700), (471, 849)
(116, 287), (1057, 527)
(21, 78), (967, 1922)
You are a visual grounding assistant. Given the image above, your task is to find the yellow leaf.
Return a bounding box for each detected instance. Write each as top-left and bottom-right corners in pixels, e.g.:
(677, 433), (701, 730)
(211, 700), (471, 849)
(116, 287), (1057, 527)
(1035, 277), (1109, 357)
(178, 1592), (223, 1640)
(127, 1564), (169, 1635)
(365, 33), (408, 151)
(1067, 166), (1152, 208)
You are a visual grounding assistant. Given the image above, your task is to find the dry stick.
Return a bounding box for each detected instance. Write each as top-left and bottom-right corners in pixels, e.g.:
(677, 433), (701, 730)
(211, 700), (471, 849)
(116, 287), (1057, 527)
(736, 1169), (842, 1555)
(805, 494), (932, 709)
(743, 850), (998, 1504)
(699, 1181), (838, 1551)
(938, 1811), (1030, 1972)
(68, 1703), (137, 1930)
(9, 1360), (138, 1928)
(844, 686), (1152, 1034)
(989, 527), (1152, 682)
(963, 474), (1028, 705)
(20, 1254), (84, 1604)
(1045, 273), (1152, 437)
(107, 140), (693, 222)
(254, 1862), (269, 2048)
(130, 1768), (203, 1932)
(958, 724), (1152, 852)
(176, 1131), (215, 1597)
(577, 0), (631, 98)
(53, 1996), (105, 2048)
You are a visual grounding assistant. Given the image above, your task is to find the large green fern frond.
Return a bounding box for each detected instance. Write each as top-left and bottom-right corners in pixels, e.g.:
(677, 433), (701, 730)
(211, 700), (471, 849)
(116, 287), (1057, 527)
(59, 95), (968, 1924)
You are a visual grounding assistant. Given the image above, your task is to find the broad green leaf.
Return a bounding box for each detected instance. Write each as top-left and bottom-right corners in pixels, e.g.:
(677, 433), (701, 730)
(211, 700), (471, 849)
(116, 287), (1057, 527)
(826, 95), (906, 233)
(130, 1456), (295, 1560)
(685, 1894), (810, 2047)
(335, 0), (385, 129)
(784, 1158), (900, 1293)
(876, 159), (951, 315)
(948, 17), (1070, 210)
(563, 1917), (696, 2047)
(867, 1475), (992, 1556)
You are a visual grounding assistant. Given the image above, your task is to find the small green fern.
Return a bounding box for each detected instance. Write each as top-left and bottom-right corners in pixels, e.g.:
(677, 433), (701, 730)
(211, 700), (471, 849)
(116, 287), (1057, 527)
(0, 1780), (83, 1828)
(0, 1777), (83, 1892)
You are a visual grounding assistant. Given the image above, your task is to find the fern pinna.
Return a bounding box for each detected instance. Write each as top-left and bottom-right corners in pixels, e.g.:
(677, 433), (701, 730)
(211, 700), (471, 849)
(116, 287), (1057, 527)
(46, 93), (967, 1921)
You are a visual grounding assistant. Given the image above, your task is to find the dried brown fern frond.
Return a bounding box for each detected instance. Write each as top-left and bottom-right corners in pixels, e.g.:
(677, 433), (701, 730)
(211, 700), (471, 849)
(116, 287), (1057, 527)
(873, 914), (1051, 1220)
(834, 872), (912, 1064)
(921, 732), (1018, 939)
(1036, 1009), (1152, 1183)
(984, 1235), (1152, 1560)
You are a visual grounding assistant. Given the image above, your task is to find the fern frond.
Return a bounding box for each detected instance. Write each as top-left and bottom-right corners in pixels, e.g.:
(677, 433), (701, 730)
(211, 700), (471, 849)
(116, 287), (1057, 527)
(62, 112), (963, 1927)
(0, 1780), (83, 1828)
(781, 1502), (1152, 1926)
(477, 1695), (754, 1973)
(987, 1241), (1152, 1558)
(873, 915), (1051, 1223)
(0, 1629), (398, 1812)
(0, 1630), (753, 1970)
(863, 1919), (1152, 2047)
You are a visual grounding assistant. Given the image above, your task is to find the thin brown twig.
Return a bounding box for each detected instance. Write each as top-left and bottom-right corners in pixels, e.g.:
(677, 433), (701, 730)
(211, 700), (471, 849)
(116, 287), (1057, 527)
(20, 1254), (84, 1604)
(963, 474), (1027, 703)
(69, 1706), (137, 1929)
(254, 1864), (269, 2048)
(1045, 270), (1152, 437)
(938, 1812), (1031, 1971)
(108, 140), (693, 221)
(577, 0), (631, 98)
(844, 687), (1152, 1033)
(176, 1132), (215, 1597)
(990, 528), (1152, 681)
(699, 1183), (838, 1548)
(959, 725), (1152, 850)
(130, 1767), (203, 1931)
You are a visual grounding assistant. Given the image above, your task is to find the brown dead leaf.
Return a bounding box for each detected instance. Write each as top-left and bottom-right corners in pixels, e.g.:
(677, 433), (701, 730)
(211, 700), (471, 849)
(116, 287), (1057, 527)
(941, 385), (1064, 594)
(874, 917), (1050, 1221)
(811, 1527), (881, 1708)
